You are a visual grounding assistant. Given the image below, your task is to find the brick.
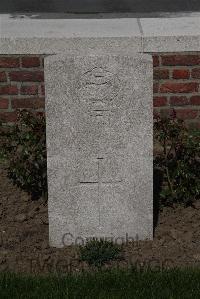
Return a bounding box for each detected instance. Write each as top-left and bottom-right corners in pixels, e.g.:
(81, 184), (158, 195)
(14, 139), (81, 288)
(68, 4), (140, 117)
(0, 112), (17, 123)
(153, 56), (159, 67)
(159, 109), (171, 118)
(175, 109), (198, 120)
(153, 96), (167, 107)
(170, 96), (189, 106)
(0, 85), (18, 95)
(191, 68), (200, 79)
(11, 98), (45, 109)
(0, 72), (7, 82)
(190, 96), (200, 105)
(20, 85), (38, 95)
(161, 55), (200, 66)
(0, 98), (9, 109)
(173, 69), (190, 79)
(153, 82), (159, 93)
(154, 69), (169, 80)
(160, 82), (199, 93)
(9, 71), (44, 82)
(154, 109), (178, 119)
(154, 108), (198, 121)
(21, 57), (41, 68)
(0, 57), (20, 68)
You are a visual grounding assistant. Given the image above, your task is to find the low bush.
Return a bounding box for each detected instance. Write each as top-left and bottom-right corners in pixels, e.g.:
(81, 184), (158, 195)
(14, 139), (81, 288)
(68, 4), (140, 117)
(0, 108), (199, 206)
(79, 239), (122, 268)
(154, 110), (200, 206)
(0, 110), (47, 200)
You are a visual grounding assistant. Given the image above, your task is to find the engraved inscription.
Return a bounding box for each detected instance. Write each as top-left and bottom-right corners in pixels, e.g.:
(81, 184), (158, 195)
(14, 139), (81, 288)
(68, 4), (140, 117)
(78, 67), (120, 119)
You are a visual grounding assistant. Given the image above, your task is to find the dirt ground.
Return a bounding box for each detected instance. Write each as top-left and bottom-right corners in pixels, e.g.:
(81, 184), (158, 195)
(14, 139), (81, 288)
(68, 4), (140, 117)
(0, 162), (200, 275)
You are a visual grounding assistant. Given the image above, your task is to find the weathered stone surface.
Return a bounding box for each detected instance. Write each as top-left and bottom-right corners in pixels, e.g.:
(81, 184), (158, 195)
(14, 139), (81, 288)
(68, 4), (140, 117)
(0, 17), (142, 54)
(141, 17), (200, 52)
(45, 53), (153, 248)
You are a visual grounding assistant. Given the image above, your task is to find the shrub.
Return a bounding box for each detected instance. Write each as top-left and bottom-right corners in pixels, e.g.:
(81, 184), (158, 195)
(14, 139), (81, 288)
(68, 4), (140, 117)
(1, 108), (199, 206)
(154, 110), (200, 206)
(79, 239), (122, 268)
(0, 110), (47, 200)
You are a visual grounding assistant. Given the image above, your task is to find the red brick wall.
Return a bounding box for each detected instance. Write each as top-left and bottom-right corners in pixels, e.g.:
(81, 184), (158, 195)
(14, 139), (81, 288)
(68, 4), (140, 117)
(0, 54), (200, 127)
(153, 53), (200, 129)
(0, 56), (45, 123)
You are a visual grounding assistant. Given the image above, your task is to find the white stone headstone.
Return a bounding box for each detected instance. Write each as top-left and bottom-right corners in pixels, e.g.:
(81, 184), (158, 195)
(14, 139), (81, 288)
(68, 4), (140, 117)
(45, 53), (153, 247)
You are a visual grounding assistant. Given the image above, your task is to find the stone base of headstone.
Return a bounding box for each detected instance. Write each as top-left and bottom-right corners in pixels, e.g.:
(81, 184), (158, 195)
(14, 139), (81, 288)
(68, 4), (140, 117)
(45, 53), (153, 248)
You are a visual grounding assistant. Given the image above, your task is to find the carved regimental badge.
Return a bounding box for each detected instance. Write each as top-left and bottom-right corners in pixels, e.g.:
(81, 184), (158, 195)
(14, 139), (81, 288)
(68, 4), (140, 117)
(78, 67), (120, 120)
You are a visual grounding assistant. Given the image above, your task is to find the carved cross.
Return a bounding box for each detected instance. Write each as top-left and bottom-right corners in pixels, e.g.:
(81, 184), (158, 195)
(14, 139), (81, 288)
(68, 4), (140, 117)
(80, 156), (122, 226)
(80, 157), (122, 187)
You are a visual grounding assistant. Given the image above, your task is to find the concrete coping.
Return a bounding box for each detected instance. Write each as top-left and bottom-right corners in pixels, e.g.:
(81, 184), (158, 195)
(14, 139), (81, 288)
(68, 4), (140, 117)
(0, 14), (200, 54)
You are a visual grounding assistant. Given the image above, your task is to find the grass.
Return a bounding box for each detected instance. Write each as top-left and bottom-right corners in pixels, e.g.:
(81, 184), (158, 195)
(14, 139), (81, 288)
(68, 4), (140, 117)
(0, 268), (200, 299)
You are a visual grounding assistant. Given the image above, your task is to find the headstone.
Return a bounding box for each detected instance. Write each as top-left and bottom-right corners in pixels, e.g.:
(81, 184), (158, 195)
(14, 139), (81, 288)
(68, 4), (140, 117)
(45, 53), (153, 247)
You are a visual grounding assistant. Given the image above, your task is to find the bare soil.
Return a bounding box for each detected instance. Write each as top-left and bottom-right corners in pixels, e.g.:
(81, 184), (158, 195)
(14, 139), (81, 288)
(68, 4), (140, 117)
(0, 163), (200, 274)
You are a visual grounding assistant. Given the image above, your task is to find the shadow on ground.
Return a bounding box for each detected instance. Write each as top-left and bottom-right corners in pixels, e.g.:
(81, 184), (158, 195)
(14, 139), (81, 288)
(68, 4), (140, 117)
(153, 167), (163, 233)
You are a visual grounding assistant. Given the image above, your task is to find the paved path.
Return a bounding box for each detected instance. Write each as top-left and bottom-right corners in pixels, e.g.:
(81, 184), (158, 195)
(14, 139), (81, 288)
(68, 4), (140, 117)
(0, 0), (199, 14)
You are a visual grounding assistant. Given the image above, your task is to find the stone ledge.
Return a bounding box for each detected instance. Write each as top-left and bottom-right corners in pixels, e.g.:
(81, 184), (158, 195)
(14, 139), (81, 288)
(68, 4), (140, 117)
(141, 17), (200, 52)
(0, 15), (200, 54)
